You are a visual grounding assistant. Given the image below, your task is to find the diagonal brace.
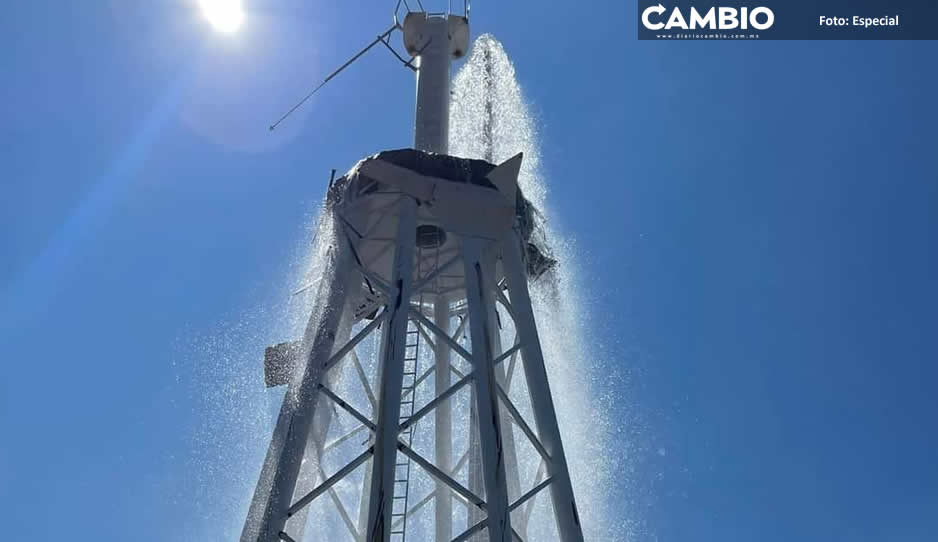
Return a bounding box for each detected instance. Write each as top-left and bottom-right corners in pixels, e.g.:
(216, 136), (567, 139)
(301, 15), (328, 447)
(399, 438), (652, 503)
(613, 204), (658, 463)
(496, 384), (551, 463)
(288, 447), (373, 517)
(318, 385), (376, 432)
(323, 312), (386, 374)
(409, 307), (473, 362)
(397, 442), (485, 509)
(400, 372), (473, 432)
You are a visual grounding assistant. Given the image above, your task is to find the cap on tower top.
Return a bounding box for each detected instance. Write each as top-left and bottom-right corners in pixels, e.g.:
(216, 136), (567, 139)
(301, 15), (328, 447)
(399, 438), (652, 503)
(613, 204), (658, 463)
(402, 11), (470, 59)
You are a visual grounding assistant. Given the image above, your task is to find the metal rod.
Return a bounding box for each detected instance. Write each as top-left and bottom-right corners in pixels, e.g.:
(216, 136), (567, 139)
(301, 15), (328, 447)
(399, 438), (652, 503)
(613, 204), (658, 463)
(390, 445), (472, 531)
(450, 519), (489, 542)
(397, 443), (485, 508)
(504, 334), (521, 392)
(320, 464), (361, 540)
(494, 342), (521, 366)
(400, 372), (472, 432)
(410, 307), (473, 362)
(452, 449), (469, 475)
(522, 459), (547, 528)
(351, 350), (378, 411)
(318, 385), (376, 432)
(493, 285), (516, 322)
(357, 262), (391, 296)
(452, 314), (469, 342)
(496, 383), (551, 462)
(287, 447), (374, 516)
(402, 364), (436, 401)
(378, 34), (417, 71)
(323, 312), (386, 373)
(391, 488), (436, 530)
(270, 25), (397, 131)
(413, 318), (438, 350)
(323, 423), (368, 453)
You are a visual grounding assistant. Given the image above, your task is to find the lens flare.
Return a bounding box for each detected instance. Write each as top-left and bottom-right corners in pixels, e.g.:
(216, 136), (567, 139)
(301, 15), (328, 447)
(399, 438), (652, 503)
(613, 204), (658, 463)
(199, 0), (244, 33)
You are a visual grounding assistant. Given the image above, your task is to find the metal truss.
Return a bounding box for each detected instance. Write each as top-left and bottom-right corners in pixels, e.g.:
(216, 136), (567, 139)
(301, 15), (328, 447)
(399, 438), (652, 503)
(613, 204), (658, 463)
(244, 200), (583, 542)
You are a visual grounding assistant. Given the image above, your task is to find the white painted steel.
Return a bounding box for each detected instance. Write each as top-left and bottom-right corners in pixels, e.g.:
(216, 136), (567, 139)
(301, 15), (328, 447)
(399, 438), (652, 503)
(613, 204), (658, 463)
(365, 197), (418, 542)
(410, 14), (452, 153)
(433, 295), (454, 541)
(486, 249), (523, 513)
(245, 12), (587, 542)
(286, 308), (358, 537)
(462, 238), (512, 541)
(241, 238), (359, 542)
(500, 236), (585, 542)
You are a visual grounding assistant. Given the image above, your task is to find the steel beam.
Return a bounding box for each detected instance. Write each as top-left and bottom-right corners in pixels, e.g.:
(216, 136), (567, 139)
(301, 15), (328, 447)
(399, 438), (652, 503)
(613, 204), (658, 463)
(283, 291), (359, 540)
(400, 373), (472, 432)
(485, 251), (523, 517)
(462, 238), (512, 541)
(288, 448), (374, 516)
(500, 236), (584, 542)
(410, 308), (473, 363)
(365, 197), (417, 542)
(241, 236), (358, 542)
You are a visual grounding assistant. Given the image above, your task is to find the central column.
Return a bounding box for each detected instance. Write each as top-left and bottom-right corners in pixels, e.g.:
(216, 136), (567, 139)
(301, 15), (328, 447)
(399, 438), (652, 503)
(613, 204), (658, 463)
(406, 12), (464, 541)
(433, 295), (453, 541)
(413, 14), (452, 154)
(365, 197), (417, 542)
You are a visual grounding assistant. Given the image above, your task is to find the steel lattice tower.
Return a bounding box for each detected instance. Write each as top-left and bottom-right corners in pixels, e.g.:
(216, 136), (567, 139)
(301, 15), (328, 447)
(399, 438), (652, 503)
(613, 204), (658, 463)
(242, 8), (584, 542)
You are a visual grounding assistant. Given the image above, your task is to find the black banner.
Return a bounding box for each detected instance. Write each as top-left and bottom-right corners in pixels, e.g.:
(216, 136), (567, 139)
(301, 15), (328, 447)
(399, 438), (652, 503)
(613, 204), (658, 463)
(637, 0), (938, 40)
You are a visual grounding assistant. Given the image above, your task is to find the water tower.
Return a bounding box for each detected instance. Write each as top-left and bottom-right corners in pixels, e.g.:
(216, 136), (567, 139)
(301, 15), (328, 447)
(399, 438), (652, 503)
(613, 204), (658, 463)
(242, 5), (583, 541)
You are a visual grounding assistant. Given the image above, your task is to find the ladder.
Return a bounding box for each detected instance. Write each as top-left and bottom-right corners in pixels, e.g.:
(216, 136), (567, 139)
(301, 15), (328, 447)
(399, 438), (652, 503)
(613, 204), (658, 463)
(390, 225), (441, 541)
(391, 320), (421, 541)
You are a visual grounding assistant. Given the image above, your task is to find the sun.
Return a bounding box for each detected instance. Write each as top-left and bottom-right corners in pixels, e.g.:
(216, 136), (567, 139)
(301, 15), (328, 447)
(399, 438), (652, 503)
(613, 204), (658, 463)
(199, 0), (244, 33)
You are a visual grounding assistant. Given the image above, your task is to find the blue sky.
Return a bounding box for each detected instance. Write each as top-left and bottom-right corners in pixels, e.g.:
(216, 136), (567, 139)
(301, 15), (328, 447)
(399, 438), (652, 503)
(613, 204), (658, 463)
(2, 1), (937, 541)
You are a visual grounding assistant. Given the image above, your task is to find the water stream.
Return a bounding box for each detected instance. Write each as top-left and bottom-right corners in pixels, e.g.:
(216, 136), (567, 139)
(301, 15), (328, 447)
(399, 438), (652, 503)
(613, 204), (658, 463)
(450, 34), (626, 541)
(182, 33), (636, 542)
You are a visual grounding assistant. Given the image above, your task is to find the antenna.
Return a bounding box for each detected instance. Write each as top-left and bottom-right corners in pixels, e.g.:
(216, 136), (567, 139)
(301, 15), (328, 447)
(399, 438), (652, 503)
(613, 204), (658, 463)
(268, 0), (472, 132)
(268, 24), (400, 131)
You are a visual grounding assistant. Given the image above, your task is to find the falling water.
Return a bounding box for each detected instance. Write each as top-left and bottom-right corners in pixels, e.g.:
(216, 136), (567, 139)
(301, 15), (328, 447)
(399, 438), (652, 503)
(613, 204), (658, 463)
(178, 33), (638, 542)
(449, 34), (631, 541)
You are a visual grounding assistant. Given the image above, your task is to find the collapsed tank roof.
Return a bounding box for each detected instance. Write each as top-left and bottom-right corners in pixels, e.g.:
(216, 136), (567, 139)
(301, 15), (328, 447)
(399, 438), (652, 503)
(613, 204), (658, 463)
(326, 148), (556, 279)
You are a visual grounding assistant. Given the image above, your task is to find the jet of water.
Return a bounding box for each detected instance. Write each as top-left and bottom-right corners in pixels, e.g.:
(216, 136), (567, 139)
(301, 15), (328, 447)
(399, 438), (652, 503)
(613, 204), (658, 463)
(451, 34), (636, 541)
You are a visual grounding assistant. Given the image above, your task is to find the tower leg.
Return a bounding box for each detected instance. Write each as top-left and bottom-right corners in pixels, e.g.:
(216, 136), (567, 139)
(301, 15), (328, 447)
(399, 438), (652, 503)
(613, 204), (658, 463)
(500, 237), (584, 542)
(467, 386), (485, 539)
(365, 198), (418, 542)
(241, 234), (358, 542)
(287, 303), (359, 539)
(462, 238), (512, 542)
(433, 295), (453, 541)
(357, 450), (374, 538)
(485, 253), (523, 533)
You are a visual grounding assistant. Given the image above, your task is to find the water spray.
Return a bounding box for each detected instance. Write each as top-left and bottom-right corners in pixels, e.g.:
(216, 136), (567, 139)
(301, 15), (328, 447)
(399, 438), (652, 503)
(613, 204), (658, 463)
(242, 4), (587, 542)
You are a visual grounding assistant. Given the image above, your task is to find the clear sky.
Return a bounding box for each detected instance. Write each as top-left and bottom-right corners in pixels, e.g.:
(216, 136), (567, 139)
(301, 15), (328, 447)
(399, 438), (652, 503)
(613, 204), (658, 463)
(2, 1), (937, 541)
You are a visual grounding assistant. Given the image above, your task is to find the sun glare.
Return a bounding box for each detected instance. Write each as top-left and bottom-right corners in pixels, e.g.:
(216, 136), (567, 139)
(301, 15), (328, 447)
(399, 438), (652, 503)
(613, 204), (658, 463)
(199, 0), (244, 33)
